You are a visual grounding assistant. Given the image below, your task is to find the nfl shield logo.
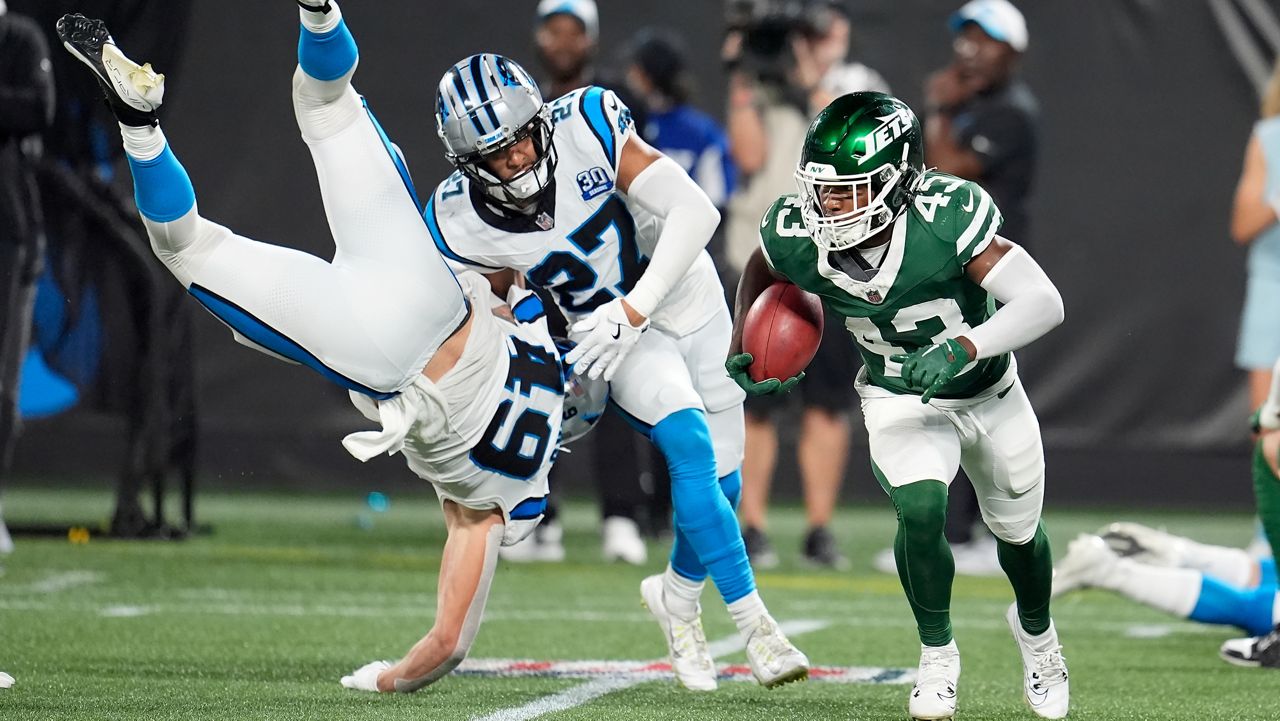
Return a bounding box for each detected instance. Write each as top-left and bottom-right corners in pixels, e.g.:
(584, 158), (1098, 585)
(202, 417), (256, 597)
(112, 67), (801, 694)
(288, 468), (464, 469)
(867, 289), (882, 303)
(536, 212), (554, 231)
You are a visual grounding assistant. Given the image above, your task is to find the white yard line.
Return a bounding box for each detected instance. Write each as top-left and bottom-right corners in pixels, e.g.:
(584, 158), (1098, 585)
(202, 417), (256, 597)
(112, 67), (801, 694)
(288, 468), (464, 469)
(470, 619), (830, 721)
(3, 570), (105, 594)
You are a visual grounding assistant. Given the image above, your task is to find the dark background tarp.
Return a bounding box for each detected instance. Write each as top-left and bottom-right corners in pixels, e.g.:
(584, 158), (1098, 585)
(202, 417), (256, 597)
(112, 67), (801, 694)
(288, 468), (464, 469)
(11, 1), (1274, 507)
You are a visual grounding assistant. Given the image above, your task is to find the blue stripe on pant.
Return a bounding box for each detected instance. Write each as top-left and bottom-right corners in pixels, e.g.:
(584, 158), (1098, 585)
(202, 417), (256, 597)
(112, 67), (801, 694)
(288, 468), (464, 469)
(650, 408), (754, 604)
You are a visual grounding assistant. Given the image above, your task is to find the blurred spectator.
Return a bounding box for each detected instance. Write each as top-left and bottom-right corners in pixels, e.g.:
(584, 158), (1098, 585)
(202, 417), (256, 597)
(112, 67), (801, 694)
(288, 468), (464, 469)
(723, 0), (885, 569)
(0, 0), (55, 553)
(506, 0), (652, 564)
(897, 0), (1036, 576)
(534, 0), (648, 134)
(624, 29), (736, 211)
(923, 0), (1036, 242)
(1231, 58), (1280, 415)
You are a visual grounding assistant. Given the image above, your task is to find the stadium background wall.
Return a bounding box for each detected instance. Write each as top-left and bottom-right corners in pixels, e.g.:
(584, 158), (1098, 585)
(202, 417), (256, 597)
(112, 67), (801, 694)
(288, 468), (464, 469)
(11, 0), (1272, 508)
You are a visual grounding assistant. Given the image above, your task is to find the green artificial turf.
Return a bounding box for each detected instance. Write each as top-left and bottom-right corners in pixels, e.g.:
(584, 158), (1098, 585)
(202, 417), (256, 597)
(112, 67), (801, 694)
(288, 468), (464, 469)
(0, 486), (1274, 720)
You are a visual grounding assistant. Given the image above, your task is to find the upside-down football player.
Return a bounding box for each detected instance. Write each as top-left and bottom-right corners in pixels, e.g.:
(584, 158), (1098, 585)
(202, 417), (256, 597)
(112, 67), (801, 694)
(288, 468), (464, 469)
(729, 91), (1069, 720)
(55, 4), (606, 694)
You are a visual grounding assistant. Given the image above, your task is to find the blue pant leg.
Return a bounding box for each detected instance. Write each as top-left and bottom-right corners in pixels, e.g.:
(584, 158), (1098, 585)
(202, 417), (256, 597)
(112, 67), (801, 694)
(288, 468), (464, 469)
(651, 409), (754, 603)
(670, 469), (743, 582)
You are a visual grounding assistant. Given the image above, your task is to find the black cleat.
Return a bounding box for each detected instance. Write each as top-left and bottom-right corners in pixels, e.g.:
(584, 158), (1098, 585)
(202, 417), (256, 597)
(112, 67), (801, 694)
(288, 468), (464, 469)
(802, 526), (850, 570)
(1220, 624), (1280, 669)
(56, 14), (163, 127)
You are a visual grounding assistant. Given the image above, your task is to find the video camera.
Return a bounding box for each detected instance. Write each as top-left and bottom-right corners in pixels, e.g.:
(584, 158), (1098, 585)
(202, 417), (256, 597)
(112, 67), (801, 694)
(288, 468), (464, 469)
(725, 0), (841, 84)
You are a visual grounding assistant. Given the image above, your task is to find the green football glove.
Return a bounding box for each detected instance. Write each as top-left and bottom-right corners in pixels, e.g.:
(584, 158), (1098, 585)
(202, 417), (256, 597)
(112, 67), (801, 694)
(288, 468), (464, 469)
(890, 339), (971, 403)
(725, 353), (804, 397)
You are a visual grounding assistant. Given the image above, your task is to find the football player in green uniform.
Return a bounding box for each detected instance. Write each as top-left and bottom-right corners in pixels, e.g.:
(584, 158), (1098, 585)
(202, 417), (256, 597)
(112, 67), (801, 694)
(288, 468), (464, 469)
(727, 92), (1068, 720)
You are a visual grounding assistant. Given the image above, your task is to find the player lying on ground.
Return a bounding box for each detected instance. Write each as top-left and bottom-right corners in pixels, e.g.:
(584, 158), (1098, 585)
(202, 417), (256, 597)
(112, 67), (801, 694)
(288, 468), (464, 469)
(1055, 360), (1280, 669)
(729, 92), (1069, 720)
(424, 20), (807, 690)
(56, 6), (601, 693)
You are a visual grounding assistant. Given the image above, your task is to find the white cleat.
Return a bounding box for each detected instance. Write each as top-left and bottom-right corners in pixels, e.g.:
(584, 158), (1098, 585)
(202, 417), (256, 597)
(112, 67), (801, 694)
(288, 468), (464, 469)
(602, 516), (647, 565)
(639, 574), (716, 691)
(1006, 604), (1070, 719)
(1051, 534), (1118, 597)
(910, 641), (960, 720)
(0, 671), (13, 689)
(743, 614), (809, 689)
(1098, 522), (1181, 567)
(498, 521), (565, 563)
(56, 14), (164, 126)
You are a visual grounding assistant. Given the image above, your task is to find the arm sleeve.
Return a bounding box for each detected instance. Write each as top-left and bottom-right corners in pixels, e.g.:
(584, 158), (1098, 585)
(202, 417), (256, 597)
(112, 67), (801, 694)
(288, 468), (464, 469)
(622, 156), (720, 317)
(963, 243), (1064, 359)
(0, 21), (55, 134)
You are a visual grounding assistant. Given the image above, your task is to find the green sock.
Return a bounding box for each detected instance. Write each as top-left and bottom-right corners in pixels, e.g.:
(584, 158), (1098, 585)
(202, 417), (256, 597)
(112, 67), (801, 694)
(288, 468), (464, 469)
(1253, 441), (1280, 563)
(889, 480), (954, 646)
(996, 523), (1054, 636)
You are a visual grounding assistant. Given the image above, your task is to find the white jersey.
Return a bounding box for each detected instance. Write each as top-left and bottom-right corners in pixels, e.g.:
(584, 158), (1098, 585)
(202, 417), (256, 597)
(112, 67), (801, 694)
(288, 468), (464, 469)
(347, 273), (562, 545)
(425, 86), (723, 338)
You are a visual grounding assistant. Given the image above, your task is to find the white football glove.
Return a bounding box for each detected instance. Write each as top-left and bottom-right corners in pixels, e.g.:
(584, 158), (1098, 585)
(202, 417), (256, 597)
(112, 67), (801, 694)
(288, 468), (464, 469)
(565, 297), (650, 381)
(340, 660), (391, 692)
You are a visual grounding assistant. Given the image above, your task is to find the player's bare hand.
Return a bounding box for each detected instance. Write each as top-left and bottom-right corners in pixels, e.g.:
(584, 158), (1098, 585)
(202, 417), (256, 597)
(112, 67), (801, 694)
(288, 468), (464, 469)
(565, 298), (650, 382)
(925, 65), (973, 112)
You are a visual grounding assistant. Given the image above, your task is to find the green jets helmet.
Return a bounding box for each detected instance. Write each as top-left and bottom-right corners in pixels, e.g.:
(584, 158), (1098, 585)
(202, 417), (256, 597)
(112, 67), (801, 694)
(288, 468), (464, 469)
(794, 91), (924, 251)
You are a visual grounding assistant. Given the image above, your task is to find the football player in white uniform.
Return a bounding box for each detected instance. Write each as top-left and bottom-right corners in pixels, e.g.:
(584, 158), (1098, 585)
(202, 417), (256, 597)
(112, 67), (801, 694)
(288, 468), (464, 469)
(56, 3), (602, 694)
(427, 52), (808, 689)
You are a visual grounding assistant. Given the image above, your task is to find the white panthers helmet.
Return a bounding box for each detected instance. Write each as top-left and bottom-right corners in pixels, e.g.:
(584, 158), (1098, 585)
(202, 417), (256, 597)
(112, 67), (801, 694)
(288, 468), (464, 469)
(559, 355), (608, 446)
(435, 54), (556, 210)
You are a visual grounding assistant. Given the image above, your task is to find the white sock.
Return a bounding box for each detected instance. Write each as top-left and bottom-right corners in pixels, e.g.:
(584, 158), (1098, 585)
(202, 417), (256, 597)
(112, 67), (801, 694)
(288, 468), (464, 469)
(662, 565), (703, 621)
(119, 123), (166, 161)
(1103, 558), (1202, 617)
(1017, 619), (1060, 653)
(1177, 540), (1256, 588)
(727, 591), (767, 637)
(299, 1), (342, 33)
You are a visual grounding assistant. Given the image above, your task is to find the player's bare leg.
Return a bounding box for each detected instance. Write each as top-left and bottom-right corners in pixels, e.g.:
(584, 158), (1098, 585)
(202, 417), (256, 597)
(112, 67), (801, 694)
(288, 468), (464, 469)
(342, 502), (504, 692)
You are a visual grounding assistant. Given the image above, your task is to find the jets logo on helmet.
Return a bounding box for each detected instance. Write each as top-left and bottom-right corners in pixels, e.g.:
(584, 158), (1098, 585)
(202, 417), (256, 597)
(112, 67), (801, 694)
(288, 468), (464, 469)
(855, 108), (914, 163)
(794, 92), (924, 251)
(435, 54), (558, 211)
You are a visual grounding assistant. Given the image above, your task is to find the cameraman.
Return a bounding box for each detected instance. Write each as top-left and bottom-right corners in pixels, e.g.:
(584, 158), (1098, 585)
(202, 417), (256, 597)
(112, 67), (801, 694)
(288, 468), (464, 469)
(722, 0), (886, 568)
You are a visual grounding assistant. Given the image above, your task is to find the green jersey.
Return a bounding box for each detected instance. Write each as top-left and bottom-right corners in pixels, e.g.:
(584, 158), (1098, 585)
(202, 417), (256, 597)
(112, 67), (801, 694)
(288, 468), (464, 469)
(759, 170), (1009, 399)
